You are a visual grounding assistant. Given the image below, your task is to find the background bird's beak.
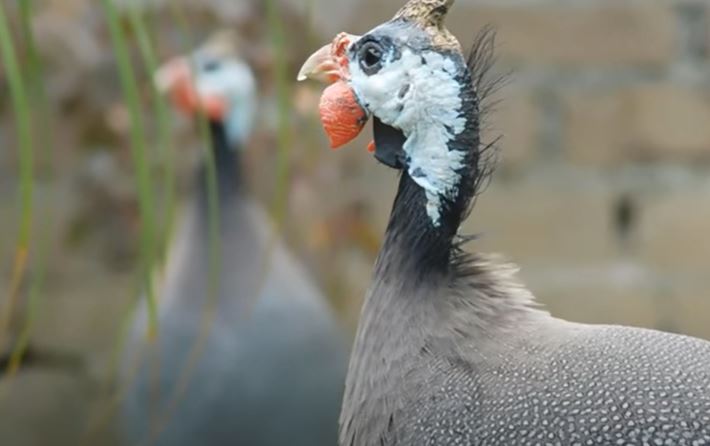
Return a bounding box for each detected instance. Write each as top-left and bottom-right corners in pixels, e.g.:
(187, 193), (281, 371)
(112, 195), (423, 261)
(299, 33), (368, 149)
(154, 57), (228, 121)
(154, 57), (191, 93)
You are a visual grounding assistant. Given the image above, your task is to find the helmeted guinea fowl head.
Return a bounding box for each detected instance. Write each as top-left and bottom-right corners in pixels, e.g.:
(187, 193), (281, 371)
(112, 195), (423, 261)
(299, 0), (485, 228)
(155, 30), (257, 146)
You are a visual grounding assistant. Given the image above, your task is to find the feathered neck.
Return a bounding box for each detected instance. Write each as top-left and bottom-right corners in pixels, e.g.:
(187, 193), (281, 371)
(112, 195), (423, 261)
(196, 120), (242, 206)
(375, 70), (481, 281)
(376, 172), (458, 279)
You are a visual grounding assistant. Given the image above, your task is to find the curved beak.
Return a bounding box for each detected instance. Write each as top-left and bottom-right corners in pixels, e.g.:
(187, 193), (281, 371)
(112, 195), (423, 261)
(298, 33), (369, 149)
(297, 33), (360, 83)
(297, 43), (341, 84)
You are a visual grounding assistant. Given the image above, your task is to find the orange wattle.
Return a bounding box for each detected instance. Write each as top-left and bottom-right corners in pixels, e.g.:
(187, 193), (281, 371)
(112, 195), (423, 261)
(318, 80), (367, 149)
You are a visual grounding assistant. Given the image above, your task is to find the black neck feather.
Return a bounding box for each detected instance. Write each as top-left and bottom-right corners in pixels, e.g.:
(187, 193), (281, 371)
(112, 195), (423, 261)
(196, 120), (242, 204)
(377, 172), (458, 279)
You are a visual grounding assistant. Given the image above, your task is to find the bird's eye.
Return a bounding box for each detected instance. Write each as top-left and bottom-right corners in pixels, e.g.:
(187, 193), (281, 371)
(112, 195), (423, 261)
(203, 60), (221, 72)
(358, 42), (384, 75)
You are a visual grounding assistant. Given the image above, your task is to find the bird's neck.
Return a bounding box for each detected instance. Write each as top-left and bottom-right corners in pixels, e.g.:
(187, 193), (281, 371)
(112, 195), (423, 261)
(376, 172), (459, 281)
(376, 129), (479, 285)
(196, 120), (243, 205)
(340, 165), (472, 446)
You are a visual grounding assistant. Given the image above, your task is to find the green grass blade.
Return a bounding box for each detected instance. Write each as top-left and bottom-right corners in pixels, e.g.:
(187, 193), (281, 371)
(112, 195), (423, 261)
(164, 0), (222, 314)
(94, 7), (179, 432)
(265, 0), (293, 226)
(81, 5), (168, 439)
(3, 207), (49, 378)
(102, 0), (159, 337)
(2, 0), (54, 378)
(127, 7), (177, 265)
(18, 0), (51, 171)
(167, 0), (222, 333)
(0, 0), (34, 354)
(99, 6), (175, 386)
(101, 1), (176, 399)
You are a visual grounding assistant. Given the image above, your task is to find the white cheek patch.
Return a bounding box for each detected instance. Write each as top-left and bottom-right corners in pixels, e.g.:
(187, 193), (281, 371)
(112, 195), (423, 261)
(350, 48), (467, 226)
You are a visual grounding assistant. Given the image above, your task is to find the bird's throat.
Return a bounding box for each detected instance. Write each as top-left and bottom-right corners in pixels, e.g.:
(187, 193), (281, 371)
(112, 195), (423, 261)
(376, 171), (459, 281)
(196, 120), (242, 207)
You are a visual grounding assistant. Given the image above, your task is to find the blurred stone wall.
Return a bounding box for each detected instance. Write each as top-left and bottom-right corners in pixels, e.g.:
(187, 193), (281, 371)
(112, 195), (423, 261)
(450, 1), (710, 338)
(297, 0), (710, 338)
(1, 0), (710, 445)
(457, 0), (710, 339)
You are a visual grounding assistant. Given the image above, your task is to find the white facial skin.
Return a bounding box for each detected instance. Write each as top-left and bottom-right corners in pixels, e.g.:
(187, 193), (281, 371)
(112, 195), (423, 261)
(192, 53), (257, 146)
(348, 41), (467, 226)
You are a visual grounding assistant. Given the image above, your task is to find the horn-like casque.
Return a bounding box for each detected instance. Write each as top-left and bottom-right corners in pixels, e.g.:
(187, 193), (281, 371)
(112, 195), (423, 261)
(393, 0), (460, 50)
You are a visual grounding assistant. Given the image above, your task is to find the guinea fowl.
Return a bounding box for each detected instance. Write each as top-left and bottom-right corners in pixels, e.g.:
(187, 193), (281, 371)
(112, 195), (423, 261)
(121, 32), (346, 446)
(299, 1), (710, 445)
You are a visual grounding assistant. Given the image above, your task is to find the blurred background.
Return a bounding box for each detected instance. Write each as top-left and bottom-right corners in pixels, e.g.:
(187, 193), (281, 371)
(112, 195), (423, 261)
(1, 0), (709, 445)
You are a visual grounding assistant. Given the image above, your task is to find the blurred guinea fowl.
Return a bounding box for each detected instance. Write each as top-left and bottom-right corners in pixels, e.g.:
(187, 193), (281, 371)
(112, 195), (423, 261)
(121, 32), (346, 446)
(299, 1), (710, 445)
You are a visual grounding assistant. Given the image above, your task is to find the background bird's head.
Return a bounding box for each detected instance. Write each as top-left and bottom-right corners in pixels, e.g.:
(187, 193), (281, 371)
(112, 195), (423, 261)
(300, 0), (484, 227)
(155, 30), (257, 146)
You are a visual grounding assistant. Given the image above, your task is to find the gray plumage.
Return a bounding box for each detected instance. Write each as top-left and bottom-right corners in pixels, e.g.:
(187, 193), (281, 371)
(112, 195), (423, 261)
(121, 35), (346, 446)
(297, 1), (710, 445)
(123, 182), (346, 446)
(342, 252), (710, 445)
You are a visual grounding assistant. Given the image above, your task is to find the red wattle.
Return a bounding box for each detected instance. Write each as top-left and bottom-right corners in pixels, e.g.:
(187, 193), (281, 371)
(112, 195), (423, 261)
(318, 80), (367, 149)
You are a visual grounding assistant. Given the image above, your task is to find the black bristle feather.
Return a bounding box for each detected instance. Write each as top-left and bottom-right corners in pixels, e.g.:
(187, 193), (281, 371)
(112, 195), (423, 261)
(458, 26), (508, 237)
